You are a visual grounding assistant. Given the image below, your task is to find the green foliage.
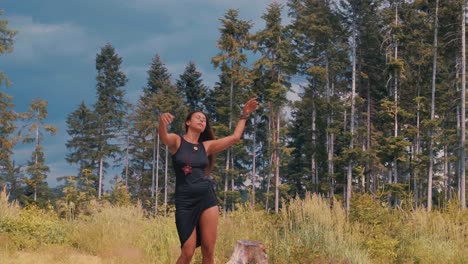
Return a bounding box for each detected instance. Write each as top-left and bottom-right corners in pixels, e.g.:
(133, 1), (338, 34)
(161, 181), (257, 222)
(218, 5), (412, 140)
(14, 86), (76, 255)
(0, 204), (66, 250)
(0, 10), (17, 87)
(109, 177), (131, 207)
(350, 194), (401, 261)
(65, 102), (99, 188)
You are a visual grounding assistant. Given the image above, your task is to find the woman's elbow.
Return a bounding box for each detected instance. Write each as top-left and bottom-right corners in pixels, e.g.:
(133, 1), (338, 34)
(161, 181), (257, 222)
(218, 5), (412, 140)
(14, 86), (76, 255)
(232, 135), (242, 144)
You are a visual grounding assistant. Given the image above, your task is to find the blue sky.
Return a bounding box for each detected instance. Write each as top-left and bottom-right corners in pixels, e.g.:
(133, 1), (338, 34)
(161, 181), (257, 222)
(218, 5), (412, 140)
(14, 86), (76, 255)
(1, 0), (293, 189)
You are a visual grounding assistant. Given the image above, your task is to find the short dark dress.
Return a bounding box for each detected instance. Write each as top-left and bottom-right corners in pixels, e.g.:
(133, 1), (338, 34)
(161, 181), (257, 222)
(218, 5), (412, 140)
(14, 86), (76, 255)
(172, 135), (218, 248)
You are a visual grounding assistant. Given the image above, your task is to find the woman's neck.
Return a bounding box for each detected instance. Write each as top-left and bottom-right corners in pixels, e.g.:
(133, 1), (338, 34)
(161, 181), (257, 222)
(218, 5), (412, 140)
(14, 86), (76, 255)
(184, 131), (200, 144)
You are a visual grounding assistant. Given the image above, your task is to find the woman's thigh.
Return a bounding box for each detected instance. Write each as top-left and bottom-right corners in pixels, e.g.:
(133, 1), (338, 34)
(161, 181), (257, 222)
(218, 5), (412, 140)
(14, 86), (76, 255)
(199, 206), (219, 247)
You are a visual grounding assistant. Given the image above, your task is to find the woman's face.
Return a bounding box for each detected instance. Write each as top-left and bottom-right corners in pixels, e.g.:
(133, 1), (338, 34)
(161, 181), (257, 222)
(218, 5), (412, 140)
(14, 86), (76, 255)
(186, 112), (207, 133)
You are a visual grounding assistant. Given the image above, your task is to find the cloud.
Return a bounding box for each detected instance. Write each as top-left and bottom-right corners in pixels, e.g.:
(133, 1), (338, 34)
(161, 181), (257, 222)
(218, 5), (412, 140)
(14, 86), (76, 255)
(4, 15), (100, 64)
(115, 0), (285, 13)
(111, 0), (289, 30)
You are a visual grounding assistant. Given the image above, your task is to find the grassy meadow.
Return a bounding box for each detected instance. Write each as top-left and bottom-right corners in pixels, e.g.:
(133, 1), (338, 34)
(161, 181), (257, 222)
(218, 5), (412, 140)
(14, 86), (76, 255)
(0, 190), (467, 264)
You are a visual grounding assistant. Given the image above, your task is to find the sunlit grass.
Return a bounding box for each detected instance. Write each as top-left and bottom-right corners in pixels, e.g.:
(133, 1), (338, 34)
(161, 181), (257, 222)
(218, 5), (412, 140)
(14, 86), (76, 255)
(395, 207), (468, 263)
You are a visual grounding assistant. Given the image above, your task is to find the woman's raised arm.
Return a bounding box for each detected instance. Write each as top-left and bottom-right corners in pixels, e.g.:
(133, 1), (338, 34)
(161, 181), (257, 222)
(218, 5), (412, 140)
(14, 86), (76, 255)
(159, 112), (180, 154)
(204, 98), (259, 155)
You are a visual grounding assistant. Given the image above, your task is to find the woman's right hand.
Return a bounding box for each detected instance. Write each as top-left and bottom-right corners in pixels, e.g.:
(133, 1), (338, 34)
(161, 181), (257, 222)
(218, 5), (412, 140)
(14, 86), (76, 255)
(160, 113), (175, 127)
(159, 113), (179, 154)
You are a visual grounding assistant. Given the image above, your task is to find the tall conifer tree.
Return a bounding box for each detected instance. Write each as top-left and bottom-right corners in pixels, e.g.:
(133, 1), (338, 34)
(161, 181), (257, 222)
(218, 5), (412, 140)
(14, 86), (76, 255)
(93, 43), (128, 199)
(65, 101), (99, 193)
(212, 8), (253, 215)
(0, 10), (18, 194)
(253, 2), (292, 212)
(176, 61), (208, 112)
(20, 99), (56, 204)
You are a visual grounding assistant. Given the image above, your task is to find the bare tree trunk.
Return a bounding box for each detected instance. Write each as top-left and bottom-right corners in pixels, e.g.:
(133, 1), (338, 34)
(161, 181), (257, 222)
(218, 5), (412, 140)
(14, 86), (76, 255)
(461, 0), (467, 209)
(311, 104), (317, 193)
(152, 129), (156, 198)
(252, 118), (257, 207)
(274, 109), (280, 213)
(415, 89), (421, 207)
(231, 154), (235, 211)
(346, 21), (357, 212)
(34, 126), (39, 202)
(265, 153), (273, 212)
(125, 131), (129, 187)
(366, 80), (372, 193)
(428, 0), (439, 211)
(164, 145), (168, 217)
(98, 157), (103, 199)
(327, 76), (335, 198)
(223, 78), (234, 217)
(444, 144), (449, 202)
(265, 115), (273, 211)
(155, 132), (160, 216)
(393, 4), (399, 184)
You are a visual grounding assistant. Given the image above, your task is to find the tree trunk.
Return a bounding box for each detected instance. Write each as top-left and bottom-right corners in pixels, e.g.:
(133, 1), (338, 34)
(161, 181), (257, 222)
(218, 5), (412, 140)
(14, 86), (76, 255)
(311, 103), (317, 193)
(461, 0), (467, 209)
(265, 153), (272, 211)
(274, 109), (280, 213)
(393, 4), (399, 184)
(152, 129), (156, 198)
(415, 91), (421, 208)
(227, 240), (268, 264)
(224, 78), (234, 217)
(328, 81), (335, 198)
(346, 21), (357, 212)
(252, 118), (257, 207)
(125, 131), (129, 187)
(34, 126), (39, 202)
(444, 144), (449, 202)
(231, 154), (235, 211)
(155, 132), (160, 216)
(98, 157), (103, 199)
(164, 145), (168, 217)
(427, 0), (438, 211)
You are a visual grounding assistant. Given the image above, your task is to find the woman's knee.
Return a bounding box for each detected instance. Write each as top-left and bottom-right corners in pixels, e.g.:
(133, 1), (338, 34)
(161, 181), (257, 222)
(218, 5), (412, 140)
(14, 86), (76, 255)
(201, 243), (215, 257)
(181, 246), (196, 260)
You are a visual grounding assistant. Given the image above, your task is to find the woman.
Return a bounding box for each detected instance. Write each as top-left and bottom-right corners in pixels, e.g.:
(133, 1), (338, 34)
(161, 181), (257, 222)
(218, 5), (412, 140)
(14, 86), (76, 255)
(159, 98), (259, 264)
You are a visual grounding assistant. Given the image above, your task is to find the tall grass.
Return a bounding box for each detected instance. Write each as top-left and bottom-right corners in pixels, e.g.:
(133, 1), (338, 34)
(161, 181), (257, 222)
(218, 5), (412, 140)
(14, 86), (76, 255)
(395, 207), (468, 263)
(0, 188), (466, 263)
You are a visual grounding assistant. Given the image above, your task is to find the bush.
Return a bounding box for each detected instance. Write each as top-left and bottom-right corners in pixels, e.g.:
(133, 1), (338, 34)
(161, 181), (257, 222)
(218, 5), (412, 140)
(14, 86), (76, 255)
(0, 204), (66, 249)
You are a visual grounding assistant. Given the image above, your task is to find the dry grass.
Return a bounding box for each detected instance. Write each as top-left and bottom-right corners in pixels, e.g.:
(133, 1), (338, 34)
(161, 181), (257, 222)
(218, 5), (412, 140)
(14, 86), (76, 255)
(1, 188), (467, 263)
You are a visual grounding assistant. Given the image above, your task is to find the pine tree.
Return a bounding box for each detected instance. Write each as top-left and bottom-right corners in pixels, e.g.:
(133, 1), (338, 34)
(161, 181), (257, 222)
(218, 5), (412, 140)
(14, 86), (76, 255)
(20, 99), (57, 204)
(144, 54), (171, 96)
(0, 10), (16, 87)
(0, 10), (18, 195)
(126, 54), (186, 214)
(65, 101), (99, 192)
(176, 61), (208, 112)
(93, 43), (128, 199)
(252, 2), (293, 212)
(212, 8), (253, 215)
(152, 82), (186, 215)
(288, 0), (349, 204)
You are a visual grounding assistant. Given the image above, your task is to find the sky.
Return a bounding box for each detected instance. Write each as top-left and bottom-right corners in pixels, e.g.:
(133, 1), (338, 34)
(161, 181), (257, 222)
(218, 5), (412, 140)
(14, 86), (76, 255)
(1, 0), (294, 189)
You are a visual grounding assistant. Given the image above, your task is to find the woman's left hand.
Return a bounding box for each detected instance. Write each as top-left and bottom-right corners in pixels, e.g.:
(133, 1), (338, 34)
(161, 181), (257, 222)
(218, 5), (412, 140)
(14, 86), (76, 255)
(242, 98), (259, 115)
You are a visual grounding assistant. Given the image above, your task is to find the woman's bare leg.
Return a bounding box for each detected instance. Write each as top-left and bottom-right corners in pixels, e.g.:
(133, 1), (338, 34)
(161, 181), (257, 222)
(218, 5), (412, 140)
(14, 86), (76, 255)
(176, 228), (197, 264)
(199, 206), (219, 264)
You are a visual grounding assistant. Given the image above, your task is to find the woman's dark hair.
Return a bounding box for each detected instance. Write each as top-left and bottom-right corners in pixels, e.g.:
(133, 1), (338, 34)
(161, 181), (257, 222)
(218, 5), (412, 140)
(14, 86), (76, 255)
(185, 111), (215, 174)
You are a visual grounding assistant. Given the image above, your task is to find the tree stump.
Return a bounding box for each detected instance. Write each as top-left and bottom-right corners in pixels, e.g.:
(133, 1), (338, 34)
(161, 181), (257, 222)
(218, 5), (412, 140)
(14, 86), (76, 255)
(227, 240), (268, 264)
